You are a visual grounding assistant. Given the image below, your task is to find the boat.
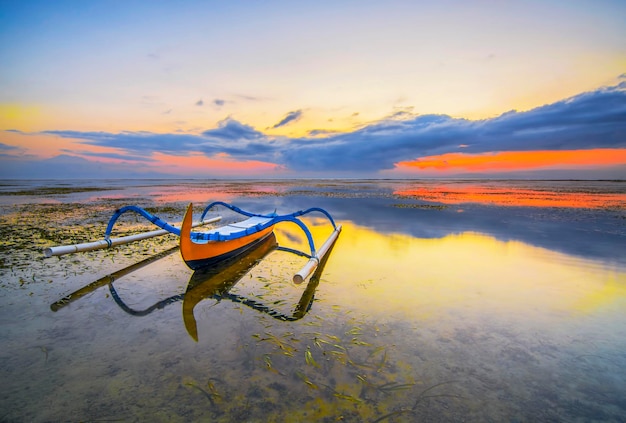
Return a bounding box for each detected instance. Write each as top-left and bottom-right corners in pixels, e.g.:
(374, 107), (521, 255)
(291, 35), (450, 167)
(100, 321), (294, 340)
(179, 202), (277, 270)
(44, 201), (342, 283)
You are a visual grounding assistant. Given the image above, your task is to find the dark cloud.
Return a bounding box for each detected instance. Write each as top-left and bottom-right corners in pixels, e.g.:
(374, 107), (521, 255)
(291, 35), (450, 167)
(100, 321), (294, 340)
(272, 110), (303, 128)
(195, 99), (204, 106)
(281, 83), (626, 171)
(235, 94), (267, 102)
(201, 118), (265, 141)
(308, 129), (340, 136)
(32, 81), (626, 175)
(281, 114), (463, 171)
(0, 154), (170, 179)
(0, 142), (20, 151)
(43, 118), (281, 162)
(60, 149), (155, 162)
(200, 119), (283, 159)
(214, 99), (225, 106)
(43, 130), (207, 156)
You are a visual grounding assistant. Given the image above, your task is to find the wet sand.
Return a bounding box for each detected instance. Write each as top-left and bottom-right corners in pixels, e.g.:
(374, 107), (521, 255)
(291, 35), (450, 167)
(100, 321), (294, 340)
(1, 179), (625, 422)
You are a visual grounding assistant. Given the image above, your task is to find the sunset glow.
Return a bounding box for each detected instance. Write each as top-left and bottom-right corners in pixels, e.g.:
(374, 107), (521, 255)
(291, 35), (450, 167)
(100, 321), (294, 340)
(276, 221), (626, 318)
(1, 1), (625, 179)
(395, 185), (626, 209)
(151, 152), (282, 177)
(396, 149), (626, 173)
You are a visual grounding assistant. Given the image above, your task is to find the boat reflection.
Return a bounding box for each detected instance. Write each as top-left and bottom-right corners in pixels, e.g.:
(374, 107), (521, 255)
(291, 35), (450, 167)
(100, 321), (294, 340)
(51, 232), (336, 341)
(183, 232), (334, 340)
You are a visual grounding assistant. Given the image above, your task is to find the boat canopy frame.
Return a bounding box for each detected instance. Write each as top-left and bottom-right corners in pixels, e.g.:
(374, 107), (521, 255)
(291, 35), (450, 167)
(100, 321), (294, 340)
(105, 202), (339, 259)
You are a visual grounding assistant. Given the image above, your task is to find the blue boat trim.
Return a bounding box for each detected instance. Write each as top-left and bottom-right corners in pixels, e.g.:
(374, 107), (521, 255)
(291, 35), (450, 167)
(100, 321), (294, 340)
(104, 202), (338, 259)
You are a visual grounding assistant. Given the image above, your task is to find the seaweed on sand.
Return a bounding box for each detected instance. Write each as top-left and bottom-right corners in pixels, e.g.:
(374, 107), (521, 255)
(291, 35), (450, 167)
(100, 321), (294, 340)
(370, 380), (463, 423)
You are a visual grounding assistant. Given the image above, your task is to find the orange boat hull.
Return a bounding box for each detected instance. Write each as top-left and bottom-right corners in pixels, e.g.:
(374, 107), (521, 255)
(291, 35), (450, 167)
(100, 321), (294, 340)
(180, 204), (275, 270)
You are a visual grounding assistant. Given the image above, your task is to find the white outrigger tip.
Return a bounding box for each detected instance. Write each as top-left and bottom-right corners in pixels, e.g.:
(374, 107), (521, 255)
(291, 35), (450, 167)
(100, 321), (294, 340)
(293, 224), (342, 284)
(43, 217), (222, 258)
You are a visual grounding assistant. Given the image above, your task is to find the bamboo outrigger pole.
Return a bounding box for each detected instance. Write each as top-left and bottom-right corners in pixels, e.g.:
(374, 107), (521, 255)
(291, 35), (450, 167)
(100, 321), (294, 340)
(43, 216), (222, 258)
(293, 224), (342, 284)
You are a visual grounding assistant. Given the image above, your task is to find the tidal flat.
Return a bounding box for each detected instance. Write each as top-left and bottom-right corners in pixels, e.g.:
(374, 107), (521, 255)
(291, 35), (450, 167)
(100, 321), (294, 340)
(1, 179), (625, 422)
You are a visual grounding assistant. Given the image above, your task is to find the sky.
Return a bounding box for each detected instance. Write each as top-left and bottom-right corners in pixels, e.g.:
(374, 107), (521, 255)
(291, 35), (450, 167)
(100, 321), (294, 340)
(1, 0), (625, 179)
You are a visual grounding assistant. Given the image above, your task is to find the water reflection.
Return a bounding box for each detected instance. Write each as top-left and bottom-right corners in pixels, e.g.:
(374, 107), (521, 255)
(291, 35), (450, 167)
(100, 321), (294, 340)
(394, 183), (626, 208)
(280, 193), (626, 266)
(50, 246), (180, 312)
(4, 181), (626, 422)
(306, 221), (626, 320)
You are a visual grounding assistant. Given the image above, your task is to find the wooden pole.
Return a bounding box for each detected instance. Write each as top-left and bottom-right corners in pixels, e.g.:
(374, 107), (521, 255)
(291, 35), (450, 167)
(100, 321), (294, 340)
(43, 216), (222, 258)
(293, 225), (342, 284)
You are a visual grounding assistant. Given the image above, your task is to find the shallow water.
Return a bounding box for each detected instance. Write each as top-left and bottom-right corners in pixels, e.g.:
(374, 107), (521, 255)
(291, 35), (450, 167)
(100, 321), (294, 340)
(1, 179), (625, 422)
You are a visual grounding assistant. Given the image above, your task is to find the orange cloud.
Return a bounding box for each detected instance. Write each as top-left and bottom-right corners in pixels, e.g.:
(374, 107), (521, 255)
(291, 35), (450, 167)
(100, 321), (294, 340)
(396, 149), (626, 172)
(2, 131), (69, 158)
(151, 152), (282, 176)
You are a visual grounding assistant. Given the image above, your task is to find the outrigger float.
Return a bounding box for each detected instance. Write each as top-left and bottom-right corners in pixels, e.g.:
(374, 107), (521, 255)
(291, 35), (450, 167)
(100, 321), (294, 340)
(44, 201), (342, 284)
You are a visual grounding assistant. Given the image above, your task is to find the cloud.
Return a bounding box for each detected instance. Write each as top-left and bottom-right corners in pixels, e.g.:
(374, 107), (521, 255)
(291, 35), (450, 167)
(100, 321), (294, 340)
(0, 154), (169, 179)
(272, 110), (303, 128)
(0, 142), (20, 151)
(308, 129), (341, 136)
(201, 118), (265, 141)
(195, 99), (204, 106)
(280, 82), (626, 171)
(214, 99), (225, 106)
(235, 94), (268, 102)
(43, 130), (204, 156)
(43, 118), (282, 163)
(60, 149), (155, 162)
(200, 119), (285, 160)
(30, 81), (626, 176)
(397, 149), (626, 172)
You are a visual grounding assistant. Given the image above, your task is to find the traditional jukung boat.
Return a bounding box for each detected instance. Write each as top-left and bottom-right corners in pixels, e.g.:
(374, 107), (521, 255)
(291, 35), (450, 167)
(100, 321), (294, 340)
(179, 202), (277, 270)
(44, 201), (342, 284)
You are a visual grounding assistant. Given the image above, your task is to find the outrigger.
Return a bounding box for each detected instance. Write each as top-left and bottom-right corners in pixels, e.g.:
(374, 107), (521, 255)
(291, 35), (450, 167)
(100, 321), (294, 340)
(44, 201), (342, 284)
